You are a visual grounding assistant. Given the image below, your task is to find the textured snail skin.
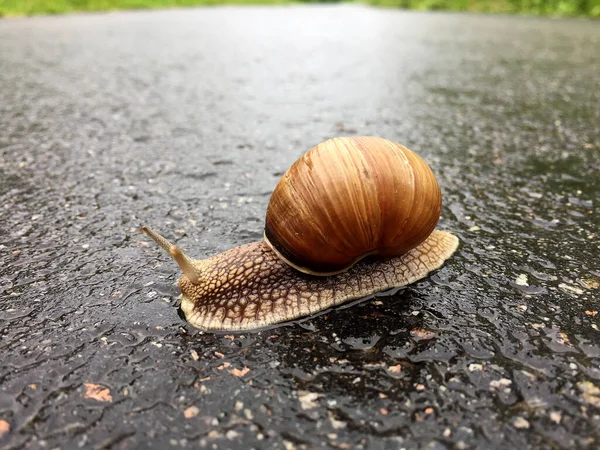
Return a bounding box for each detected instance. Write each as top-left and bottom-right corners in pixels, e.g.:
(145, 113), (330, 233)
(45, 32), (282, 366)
(173, 230), (459, 331)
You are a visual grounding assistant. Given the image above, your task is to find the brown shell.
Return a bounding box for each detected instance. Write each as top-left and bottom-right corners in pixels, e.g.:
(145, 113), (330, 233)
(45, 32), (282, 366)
(264, 136), (442, 275)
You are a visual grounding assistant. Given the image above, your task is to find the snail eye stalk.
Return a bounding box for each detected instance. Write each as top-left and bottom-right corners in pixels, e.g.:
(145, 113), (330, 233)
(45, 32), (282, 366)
(141, 226), (201, 284)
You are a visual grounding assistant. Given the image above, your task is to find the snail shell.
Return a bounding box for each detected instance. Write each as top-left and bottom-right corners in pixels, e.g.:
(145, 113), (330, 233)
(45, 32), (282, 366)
(142, 136), (458, 331)
(265, 136), (442, 275)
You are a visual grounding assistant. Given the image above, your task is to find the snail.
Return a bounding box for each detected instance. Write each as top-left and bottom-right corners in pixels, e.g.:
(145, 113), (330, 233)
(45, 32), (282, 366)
(142, 136), (459, 331)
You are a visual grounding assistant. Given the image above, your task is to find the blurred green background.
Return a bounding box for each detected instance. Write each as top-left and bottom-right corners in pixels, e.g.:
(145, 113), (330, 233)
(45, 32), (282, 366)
(1, 0), (599, 17)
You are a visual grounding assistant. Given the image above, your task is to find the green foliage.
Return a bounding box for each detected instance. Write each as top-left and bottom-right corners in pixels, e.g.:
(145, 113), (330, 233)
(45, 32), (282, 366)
(0, 0), (598, 16)
(367, 0), (600, 15)
(0, 0), (287, 16)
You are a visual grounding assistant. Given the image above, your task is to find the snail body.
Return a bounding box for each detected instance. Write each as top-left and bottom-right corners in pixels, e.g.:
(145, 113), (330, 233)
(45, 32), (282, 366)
(142, 136), (459, 331)
(142, 228), (457, 331)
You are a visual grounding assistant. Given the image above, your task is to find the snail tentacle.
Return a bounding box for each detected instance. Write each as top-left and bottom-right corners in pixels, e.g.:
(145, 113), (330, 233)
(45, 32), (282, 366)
(141, 227), (202, 284)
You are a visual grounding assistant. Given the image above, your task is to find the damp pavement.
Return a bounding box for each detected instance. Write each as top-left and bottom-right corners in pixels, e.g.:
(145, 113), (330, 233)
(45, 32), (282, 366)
(1, 6), (599, 449)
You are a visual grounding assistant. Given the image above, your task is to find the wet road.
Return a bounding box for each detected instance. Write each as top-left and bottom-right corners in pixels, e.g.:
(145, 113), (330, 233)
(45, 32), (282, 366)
(1, 6), (600, 449)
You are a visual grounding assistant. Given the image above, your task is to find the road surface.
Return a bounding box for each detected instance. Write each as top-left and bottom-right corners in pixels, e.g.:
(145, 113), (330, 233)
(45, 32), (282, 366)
(1, 6), (599, 449)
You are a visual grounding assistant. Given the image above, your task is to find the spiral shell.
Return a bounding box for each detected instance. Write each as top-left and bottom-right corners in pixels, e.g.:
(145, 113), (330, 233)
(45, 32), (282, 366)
(264, 136), (442, 275)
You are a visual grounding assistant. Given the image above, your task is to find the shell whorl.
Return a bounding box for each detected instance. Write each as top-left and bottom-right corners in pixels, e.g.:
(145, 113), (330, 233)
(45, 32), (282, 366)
(177, 230), (459, 331)
(264, 137), (443, 275)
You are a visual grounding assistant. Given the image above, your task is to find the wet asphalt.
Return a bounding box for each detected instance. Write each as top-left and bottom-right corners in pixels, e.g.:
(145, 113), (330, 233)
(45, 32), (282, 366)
(1, 6), (599, 449)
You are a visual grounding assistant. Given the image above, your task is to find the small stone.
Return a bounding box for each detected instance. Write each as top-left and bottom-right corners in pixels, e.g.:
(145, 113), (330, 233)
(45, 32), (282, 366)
(559, 283), (584, 295)
(515, 274), (528, 286)
(83, 383), (112, 402)
(328, 411), (347, 430)
(468, 363), (483, 371)
(410, 328), (436, 340)
(226, 430), (240, 440)
(0, 420), (10, 438)
(184, 406), (200, 418)
(380, 408), (389, 415)
(582, 278), (599, 289)
(550, 411), (562, 424)
(577, 381), (600, 407)
(388, 364), (402, 373)
(490, 378), (512, 390)
(229, 367), (250, 377)
(191, 350), (199, 360)
(298, 391), (322, 410)
(513, 417), (530, 429)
